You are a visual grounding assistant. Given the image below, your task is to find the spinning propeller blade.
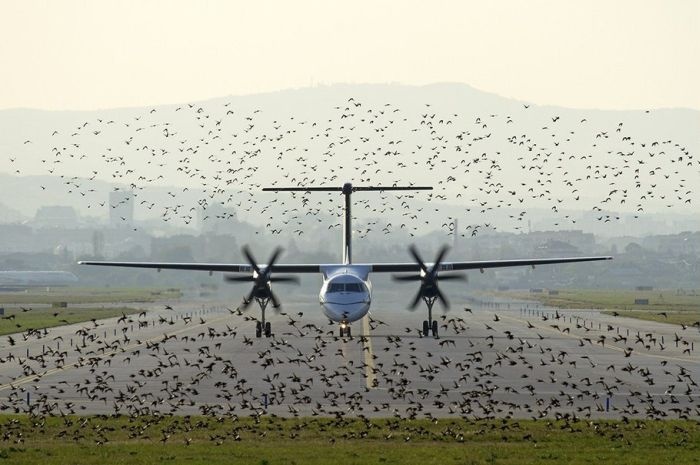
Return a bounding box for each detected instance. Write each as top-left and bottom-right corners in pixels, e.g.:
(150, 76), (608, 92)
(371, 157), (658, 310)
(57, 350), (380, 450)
(395, 245), (465, 310)
(226, 246), (298, 310)
(391, 274), (422, 282)
(409, 289), (423, 310)
(224, 275), (255, 282)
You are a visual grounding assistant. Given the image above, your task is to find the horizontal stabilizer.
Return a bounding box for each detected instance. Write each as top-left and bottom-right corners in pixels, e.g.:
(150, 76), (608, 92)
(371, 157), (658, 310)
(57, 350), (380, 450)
(263, 185), (433, 192)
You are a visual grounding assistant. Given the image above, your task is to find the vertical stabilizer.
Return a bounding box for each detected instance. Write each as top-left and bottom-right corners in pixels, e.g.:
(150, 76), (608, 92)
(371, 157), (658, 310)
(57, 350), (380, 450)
(263, 184), (433, 265)
(341, 183), (353, 264)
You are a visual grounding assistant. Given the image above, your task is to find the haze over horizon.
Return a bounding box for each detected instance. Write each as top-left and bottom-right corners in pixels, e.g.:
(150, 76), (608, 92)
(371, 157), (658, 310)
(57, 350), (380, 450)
(1, 2), (698, 242)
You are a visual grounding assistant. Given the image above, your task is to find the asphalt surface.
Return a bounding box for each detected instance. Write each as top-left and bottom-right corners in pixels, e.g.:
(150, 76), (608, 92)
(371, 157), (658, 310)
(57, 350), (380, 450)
(0, 292), (698, 420)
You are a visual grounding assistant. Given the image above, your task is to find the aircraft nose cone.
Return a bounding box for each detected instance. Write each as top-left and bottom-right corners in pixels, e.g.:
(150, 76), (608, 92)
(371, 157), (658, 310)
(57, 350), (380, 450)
(322, 301), (370, 323)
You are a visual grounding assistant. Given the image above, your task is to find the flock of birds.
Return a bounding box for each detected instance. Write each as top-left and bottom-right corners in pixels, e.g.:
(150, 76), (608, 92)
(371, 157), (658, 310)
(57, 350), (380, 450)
(7, 92), (698, 239)
(1, 92), (698, 445)
(0, 295), (698, 445)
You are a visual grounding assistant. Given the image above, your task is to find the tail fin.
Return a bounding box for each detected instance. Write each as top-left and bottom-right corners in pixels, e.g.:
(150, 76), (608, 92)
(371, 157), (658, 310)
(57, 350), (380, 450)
(263, 183), (432, 264)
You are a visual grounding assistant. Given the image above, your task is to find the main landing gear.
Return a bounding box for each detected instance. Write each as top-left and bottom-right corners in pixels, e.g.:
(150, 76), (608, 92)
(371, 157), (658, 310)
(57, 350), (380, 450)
(422, 296), (439, 338)
(392, 245), (465, 340)
(225, 246), (298, 339)
(255, 321), (271, 338)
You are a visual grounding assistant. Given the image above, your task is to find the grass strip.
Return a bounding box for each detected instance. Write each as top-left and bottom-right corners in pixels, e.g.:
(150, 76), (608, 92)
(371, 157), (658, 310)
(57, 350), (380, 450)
(0, 306), (141, 337)
(491, 289), (700, 327)
(0, 288), (181, 305)
(0, 415), (697, 465)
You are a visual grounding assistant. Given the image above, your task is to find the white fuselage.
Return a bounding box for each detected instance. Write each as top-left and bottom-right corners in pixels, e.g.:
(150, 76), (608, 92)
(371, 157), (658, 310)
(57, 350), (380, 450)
(318, 265), (371, 323)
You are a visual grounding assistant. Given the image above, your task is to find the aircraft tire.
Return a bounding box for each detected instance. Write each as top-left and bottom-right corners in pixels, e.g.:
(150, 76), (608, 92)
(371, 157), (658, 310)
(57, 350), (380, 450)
(255, 321), (262, 338)
(264, 322), (271, 338)
(431, 320), (438, 338)
(422, 320), (429, 337)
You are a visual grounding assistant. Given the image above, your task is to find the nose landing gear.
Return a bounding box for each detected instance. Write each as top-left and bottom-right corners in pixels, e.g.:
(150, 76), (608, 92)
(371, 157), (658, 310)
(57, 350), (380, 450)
(248, 296), (274, 338)
(421, 296), (439, 338)
(339, 322), (352, 338)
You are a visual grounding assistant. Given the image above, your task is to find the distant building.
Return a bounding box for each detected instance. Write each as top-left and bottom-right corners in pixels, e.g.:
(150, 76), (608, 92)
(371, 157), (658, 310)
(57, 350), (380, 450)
(34, 206), (78, 228)
(151, 235), (199, 261)
(109, 191), (134, 228)
(0, 224), (34, 252)
(528, 230), (595, 255)
(535, 239), (581, 257)
(92, 230), (105, 257)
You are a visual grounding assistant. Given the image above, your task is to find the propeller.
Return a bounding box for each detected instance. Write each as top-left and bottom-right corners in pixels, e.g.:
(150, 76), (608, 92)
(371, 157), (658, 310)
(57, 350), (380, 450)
(224, 246), (299, 309)
(392, 245), (466, 310)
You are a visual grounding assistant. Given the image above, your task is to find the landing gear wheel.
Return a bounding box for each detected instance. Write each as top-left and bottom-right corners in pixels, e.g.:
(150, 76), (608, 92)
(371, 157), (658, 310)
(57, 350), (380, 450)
(346, 326), (352, 338)
(264, 322), (271, 338)
(422, 320), (429, 337)
(339, 327), (344, 338)
(431, 320), (438, 338)
(255, 321), (262, 338)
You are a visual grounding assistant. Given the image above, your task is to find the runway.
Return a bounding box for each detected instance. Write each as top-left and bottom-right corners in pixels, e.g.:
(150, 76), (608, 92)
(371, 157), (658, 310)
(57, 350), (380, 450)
(0, 292), (698, 420)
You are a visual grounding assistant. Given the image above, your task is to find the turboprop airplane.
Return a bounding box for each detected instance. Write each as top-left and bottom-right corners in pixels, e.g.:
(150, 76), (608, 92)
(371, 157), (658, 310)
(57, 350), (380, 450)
(79, 183), (612, 338)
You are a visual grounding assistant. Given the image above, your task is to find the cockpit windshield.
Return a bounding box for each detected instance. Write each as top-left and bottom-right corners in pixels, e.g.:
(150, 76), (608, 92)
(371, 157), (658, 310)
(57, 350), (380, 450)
(329, 283), (344, 293)
(328, 282), (365, 293)
(345, 283), (363, 292)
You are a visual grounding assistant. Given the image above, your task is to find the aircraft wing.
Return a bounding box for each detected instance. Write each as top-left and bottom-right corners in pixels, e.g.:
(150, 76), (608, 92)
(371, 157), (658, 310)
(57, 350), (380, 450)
(370, 255), (612, 273)
(78, 255), (610, 274)
(77, 261), (321, 273)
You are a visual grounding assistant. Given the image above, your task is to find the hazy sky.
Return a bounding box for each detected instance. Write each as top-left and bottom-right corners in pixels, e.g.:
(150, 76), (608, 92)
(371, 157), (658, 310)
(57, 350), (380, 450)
(1, 0), (698, 111)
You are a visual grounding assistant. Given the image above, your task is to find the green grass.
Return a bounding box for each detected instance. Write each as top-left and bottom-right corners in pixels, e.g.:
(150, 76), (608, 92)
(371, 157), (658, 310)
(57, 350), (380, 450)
(0, 306), (140, 336)
(0, 288), (181, 305)
(0, 416), (697, 464)
(492, 289), (700, 327)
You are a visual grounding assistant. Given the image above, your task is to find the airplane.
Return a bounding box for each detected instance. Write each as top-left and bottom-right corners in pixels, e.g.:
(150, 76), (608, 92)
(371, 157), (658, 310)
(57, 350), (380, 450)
(79, 183), (612, 338)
